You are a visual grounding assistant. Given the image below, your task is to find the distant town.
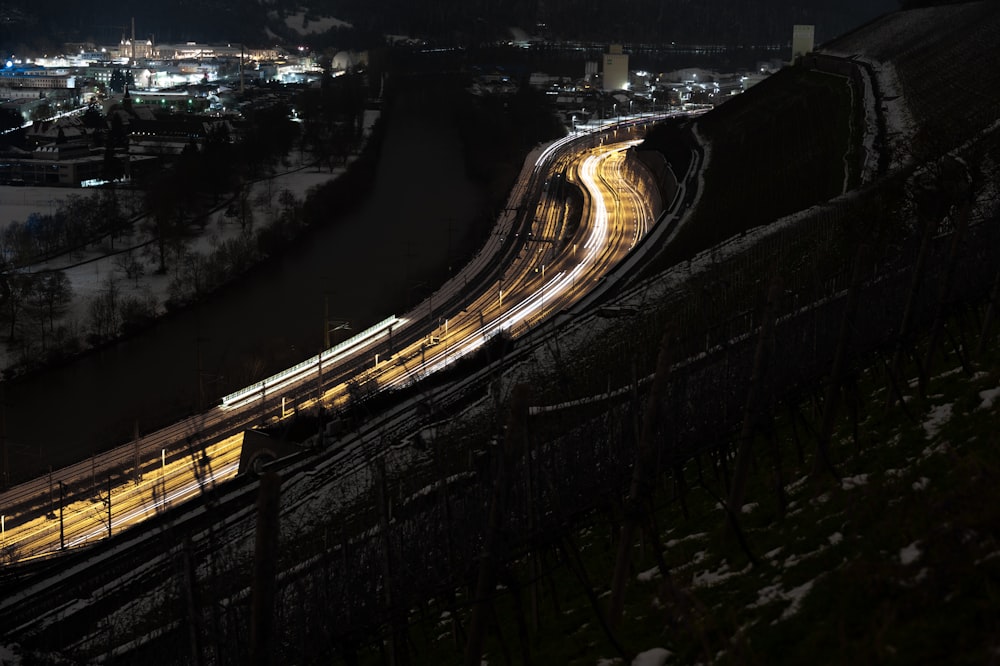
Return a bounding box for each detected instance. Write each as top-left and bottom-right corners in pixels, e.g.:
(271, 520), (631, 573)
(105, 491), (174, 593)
(0, 20), (818, 187)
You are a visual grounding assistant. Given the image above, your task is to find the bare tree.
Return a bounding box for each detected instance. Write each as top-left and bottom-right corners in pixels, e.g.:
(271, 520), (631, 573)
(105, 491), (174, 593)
(0, 270), (33, 342)
(114, 250), (145, 287)
(225, 186), (256, 240)
(38, 271), (73, 332)
(87, 275), (122, 341)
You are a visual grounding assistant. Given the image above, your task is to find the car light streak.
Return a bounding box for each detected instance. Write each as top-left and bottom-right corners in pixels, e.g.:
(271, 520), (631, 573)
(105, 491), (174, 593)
(0, 119), (664, 562)
(65, 461), (240, 550)
(385, 147), (620, 386)
(397, 270), (575, 384)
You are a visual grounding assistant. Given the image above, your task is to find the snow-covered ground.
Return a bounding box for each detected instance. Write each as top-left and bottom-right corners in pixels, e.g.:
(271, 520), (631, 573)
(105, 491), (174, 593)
(0, 162), (337, 369)
(1, 110), (381, 372)
(0, 186), (79, 227)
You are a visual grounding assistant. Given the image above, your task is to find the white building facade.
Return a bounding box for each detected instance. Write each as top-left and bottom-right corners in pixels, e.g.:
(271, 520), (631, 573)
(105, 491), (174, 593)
(603, 44), (629, 91)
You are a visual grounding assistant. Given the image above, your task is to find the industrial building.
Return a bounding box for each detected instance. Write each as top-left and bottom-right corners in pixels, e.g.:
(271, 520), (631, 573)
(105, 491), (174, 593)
(603, 44), (629, 91)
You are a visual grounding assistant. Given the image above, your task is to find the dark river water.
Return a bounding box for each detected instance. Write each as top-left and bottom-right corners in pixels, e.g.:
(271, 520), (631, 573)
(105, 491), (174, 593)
(5, 98), (486, 484)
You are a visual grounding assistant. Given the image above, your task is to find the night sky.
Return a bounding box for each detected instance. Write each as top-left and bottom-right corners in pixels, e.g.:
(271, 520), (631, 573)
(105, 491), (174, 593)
(0, 0), (899, 50)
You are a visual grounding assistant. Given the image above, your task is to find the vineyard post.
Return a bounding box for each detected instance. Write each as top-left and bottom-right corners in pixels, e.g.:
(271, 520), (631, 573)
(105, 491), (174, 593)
(726, 278), (782, 536)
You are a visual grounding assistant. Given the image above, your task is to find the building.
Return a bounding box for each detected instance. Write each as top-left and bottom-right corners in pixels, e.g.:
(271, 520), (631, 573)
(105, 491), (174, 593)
(0, 143), (154, 187)
(0, 67), (78, 103)
(603, 44), (629, 91)
(792, 25), (815, 63)
(120, 38), (155, 61)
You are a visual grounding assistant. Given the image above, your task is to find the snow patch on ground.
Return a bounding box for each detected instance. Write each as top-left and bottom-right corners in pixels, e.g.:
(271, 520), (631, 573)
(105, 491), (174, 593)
(873, 60), (919, 170)
(637, 566), (661, 583)
(841, 474), (869, 490)
(783, 541), (831, 569)
(0, 643), (21, 665)
(779, 579), (816, 621)
(631, 647), (671, 666)
(828, 532), (843, 546)
(920, 441), (950, 461)
(974, 550), (1000, 566)
(786, 475), (809, 492)
(912, 477), (930, 491)
(692, 562), (751, 589)
(922, 403), (953, 439)
(749, 576), (819, 622)
(740, 502), (758, 514)
(978, 387), (1000, 410)
(900, 541), (922, 566)
(665, 532), (707, 548)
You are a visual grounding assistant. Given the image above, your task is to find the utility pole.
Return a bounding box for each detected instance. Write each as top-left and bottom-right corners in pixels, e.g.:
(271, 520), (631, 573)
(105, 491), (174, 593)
(317, 345), (324, 407)
(324, 294), (330, 349)
(133, 420), (141, 486)
(107, 474), (112, 540)
(59, 481), (65, 550)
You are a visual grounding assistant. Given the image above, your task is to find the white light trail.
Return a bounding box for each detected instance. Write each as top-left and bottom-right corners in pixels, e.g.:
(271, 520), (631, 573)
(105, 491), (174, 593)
(384, 147), (619, 388)
(64, 461), (240, 550)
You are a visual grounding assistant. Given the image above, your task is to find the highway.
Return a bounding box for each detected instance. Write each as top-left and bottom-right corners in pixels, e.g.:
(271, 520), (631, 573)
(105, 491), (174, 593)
(0, 119), (663, 564)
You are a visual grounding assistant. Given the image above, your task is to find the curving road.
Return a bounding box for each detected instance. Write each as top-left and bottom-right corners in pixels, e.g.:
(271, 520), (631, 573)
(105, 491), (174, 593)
(0, 120), (664, 563)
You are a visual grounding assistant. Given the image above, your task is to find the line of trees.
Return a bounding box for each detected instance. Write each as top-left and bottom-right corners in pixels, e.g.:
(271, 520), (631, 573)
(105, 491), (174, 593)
(86, 273), (158, 343)
(0, 71), (375, 381)
(0, 268), (75, 365)
(0, 189), (137, 268)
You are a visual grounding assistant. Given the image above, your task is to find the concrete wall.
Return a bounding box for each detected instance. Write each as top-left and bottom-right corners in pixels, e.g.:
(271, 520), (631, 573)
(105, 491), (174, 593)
(631, 148), (678, 218)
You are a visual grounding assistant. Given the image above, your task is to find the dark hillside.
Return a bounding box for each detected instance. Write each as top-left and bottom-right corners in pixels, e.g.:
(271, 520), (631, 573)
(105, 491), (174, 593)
(647, 64), (857, 272)
(824, 0), (1000, 160)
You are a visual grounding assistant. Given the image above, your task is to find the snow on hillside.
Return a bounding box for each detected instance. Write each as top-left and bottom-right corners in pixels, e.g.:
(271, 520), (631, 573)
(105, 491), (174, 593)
(822, 3), (988, 63)
(868, 59), (919, 171)
(820, 12), (928, 171)
(284, 11), (353, 35)
(857, 65), (879, 184)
